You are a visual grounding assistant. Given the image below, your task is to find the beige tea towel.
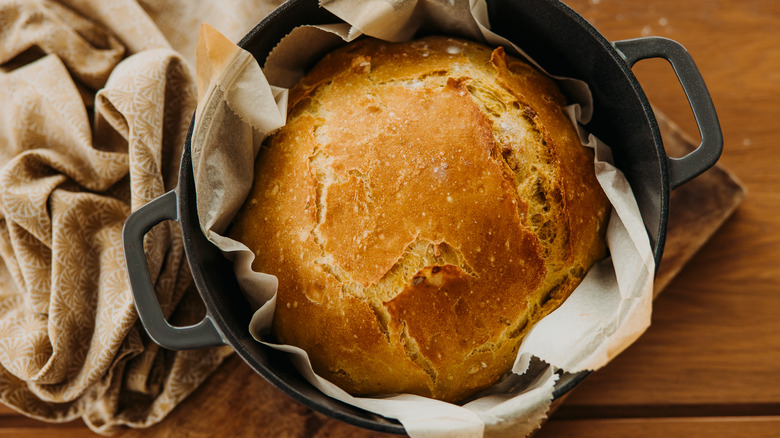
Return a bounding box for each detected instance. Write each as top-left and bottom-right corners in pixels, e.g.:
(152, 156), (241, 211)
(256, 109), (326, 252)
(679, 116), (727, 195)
(0, 0), (282, 433)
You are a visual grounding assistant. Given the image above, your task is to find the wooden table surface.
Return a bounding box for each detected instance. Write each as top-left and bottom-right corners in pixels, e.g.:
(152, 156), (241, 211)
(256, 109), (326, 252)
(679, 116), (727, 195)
(1, 0), (777, 436)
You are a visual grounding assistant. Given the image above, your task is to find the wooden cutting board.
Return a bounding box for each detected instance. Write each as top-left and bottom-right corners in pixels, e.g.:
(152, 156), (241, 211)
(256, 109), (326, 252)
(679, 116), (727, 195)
(651, 112), (746, 296)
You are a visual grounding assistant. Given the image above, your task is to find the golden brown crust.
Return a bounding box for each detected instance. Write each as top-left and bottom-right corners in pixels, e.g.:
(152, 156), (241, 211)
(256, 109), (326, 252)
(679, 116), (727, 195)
(230, 36), (610, 402)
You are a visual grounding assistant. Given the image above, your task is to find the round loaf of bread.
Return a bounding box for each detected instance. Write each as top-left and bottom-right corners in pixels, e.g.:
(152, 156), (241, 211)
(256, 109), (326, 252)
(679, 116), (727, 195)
(230, 36), (610, 402)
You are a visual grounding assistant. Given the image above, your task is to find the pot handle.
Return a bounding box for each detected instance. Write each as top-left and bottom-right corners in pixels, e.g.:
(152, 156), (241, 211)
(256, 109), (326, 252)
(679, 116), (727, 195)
(123, 190), (225, 350)
(614, 37), (723, 188)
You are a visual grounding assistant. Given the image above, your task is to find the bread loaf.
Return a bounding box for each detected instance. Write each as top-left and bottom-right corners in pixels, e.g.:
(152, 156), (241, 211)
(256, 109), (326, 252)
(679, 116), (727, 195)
(229, 36), (610, 402)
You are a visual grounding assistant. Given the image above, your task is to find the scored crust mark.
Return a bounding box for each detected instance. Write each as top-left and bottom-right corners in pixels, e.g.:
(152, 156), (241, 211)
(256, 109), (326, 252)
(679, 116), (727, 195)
(308, 143), (346, 288)
(309, 228), (480, 303)
(368, 238), (478, 301)
(460, 59), (571, 263)
(399, 320), (438, 385)
(308, 146), (336, 227)
(368, 302), (392, 343)
(374, 69), (450, 88)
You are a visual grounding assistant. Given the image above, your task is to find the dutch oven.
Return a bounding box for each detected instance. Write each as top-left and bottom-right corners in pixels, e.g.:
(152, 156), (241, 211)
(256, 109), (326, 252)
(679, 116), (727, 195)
(123, 0), (723, 433)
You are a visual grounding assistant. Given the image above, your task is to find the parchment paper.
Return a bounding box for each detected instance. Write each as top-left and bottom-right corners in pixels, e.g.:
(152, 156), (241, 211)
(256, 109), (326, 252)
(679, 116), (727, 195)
(190, 1), (655, 436)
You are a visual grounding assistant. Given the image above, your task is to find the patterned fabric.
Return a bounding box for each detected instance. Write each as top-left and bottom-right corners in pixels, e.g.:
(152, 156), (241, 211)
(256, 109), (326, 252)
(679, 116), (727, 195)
(0, 0), (282, 433)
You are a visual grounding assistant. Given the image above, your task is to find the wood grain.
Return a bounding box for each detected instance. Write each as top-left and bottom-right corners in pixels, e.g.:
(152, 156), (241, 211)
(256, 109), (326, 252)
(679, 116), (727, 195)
(542, 0), (780, 435)
(557, 0), (779, 409)
(536, 417), (780, 438)
(652, 112), (746, 297)
(2, 0), (775, 436)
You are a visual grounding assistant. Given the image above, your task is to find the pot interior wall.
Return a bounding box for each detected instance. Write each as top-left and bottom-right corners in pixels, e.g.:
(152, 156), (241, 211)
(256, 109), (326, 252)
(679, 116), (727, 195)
(178, 0), (668, 433)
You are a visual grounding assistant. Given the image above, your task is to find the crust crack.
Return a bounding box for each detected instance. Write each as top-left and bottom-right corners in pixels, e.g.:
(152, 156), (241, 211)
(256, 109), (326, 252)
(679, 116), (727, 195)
(399, 321), (438, 385)
(462, 74), (570, 260)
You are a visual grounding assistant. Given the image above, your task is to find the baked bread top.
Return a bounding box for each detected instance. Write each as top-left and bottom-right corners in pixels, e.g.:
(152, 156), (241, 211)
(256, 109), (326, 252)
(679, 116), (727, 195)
(230, 36), (610, 402)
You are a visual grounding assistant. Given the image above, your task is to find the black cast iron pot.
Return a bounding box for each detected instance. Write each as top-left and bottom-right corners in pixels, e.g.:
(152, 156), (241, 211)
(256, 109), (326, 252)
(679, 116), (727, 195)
(123, 0), (722, 433)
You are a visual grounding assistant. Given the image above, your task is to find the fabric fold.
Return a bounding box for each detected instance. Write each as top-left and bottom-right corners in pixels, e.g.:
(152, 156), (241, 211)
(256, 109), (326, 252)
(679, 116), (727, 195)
(0, 0), (245, 433)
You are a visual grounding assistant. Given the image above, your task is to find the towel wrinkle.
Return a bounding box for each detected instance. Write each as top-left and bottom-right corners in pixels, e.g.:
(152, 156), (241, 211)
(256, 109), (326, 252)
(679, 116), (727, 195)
(0, 0), (292, 433)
